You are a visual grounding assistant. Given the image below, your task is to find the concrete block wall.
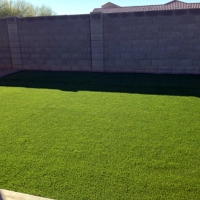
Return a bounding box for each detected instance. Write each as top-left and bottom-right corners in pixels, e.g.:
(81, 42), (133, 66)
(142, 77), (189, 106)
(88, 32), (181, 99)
(17, 15), (91, 71)
(0, 19), (12, 69)
(103, 10), (200, 74)
(0, 9), (200, 74)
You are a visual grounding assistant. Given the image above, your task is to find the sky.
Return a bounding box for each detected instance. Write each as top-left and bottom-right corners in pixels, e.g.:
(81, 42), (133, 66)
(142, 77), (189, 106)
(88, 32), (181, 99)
(26, 0), (200, 15)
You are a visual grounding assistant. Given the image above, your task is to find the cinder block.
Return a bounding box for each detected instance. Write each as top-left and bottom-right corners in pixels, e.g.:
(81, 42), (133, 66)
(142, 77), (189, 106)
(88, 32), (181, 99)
(81, 27), (90, 34)
(193, 60), (200, 66)
(120, 40), (132, 46)
(120, 66), (133, 72)
(159, 66), (172, 74)
(55, 35), (66, 41)
(153, 32), (166, 39)
(158, 52), (172, 59)
(109, 53), (120, 59)
(127, 60), (139, 67)
(7, 24), (18, 30)
(139, 60), (152, 67)
(12, 59), (22, 65)
(181, 31), (194, 39)
(11, 54), (21, 59)
(40, 53), (51, 59)
(140, 32), (152, 39)
(51, 65), (62, 71)
(185, 66), (200, 74)
(165, 59), (179, 66)
(188, 24), (200, 31)
(146, 53), (159, 59)
(127, 45), (139, 53)
(104, 60), (114, 67)
(10, 42), (20, 48)
(92, 47), (103, 54)
(132, 66), (146, 73)
(145, 39), (158, 47)
(36, 59), (46, 65)
(152, 60), (165, 66)
(171, 52), (186, 59)
(180, 15), (195, 24)
(115, 60), (126, 66)
(8, 30), (18, 36)
(91, 34), (103, 41)
(92, 54), (103, 59)
(166, 32), (180, 39)
(19, 41), (30, 47)
(31, 54), (40, 59)
(172, 66), (186, 74)
(179, 59), (192, 66)
(76, 34), (89, 40)
(8, 35), (19, 42)
(139, 45), (151, 53)
(92, 60), (103, 67)
(60, 66), (72, 71)
(194, 44), (200, 51)
(146, 66), (159, 73)
(121, 53), (132, 59)
(114, 46), (127, 53)
(10, 48), (21, 54)
(78, 60), (89, 66)
(132, 25), (145, 32)
(179, 45), (193, 52)
(120, 26), (132, 33)
(61, 53), (71, 59)
(146, 25), (159, 32)
(126, 32), (140, 40)
(82, 54), (91, 59)
(35, 47), (45, 53)
(173, 24), (188, 31)
(71, 53), (82, 59)
(46, 60), (57, 65)
(159, 24), (173, 31)
(92, 66), (104, 72)
(90, 20), (102, 28)
(107, 26), (120, 34)
(82, 65), (91, 71)
(132, 53), (145, 59)
(187, 52), (199, 59)
(0, 59), (11, 64)
(187, 38), (200, 45)
(23, 35), (33, 42)
(166, 45), (179, 52)
(12, 64), (22, 69)
(49, 41), (60, 48)
(91, 41), (103, 48)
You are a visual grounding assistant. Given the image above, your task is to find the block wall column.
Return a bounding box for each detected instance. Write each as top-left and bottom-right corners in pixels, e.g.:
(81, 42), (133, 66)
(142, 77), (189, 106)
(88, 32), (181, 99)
(6, 16), (22, 69)
(90, 12), (104, 72)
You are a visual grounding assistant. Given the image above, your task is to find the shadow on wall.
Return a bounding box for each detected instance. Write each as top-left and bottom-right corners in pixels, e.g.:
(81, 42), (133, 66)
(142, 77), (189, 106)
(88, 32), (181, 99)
(0, 70), (200, 98)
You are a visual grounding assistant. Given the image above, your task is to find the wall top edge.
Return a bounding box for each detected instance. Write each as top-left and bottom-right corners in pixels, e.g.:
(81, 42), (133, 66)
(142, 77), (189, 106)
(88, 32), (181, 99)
(4, 14), (90, 22)
(102, 8), (200, 18)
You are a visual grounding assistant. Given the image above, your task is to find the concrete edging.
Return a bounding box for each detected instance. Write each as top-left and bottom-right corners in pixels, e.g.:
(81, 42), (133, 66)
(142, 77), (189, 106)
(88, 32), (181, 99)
(0, 189), (54, 200)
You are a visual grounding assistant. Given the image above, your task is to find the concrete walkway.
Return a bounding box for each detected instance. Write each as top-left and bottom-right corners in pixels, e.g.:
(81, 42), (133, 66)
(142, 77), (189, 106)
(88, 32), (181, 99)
(0, 68), (21, 78)
(0, 189), (54, 200)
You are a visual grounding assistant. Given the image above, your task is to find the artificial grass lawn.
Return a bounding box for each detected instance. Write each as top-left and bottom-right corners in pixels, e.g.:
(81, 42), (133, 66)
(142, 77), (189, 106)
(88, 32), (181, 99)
(0, 71), (200, 200)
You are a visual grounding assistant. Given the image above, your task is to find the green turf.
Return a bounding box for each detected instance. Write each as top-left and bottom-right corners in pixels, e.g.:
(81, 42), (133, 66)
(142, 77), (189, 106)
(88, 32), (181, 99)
(0, 71), (200, 200)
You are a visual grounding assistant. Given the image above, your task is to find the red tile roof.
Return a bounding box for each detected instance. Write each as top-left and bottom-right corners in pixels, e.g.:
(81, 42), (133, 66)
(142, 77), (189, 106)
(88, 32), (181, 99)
(92, 0), (200, 13)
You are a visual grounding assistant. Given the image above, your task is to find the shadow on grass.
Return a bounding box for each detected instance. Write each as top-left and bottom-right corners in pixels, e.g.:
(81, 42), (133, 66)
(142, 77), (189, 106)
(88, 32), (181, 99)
(0, 70), (200, 97)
